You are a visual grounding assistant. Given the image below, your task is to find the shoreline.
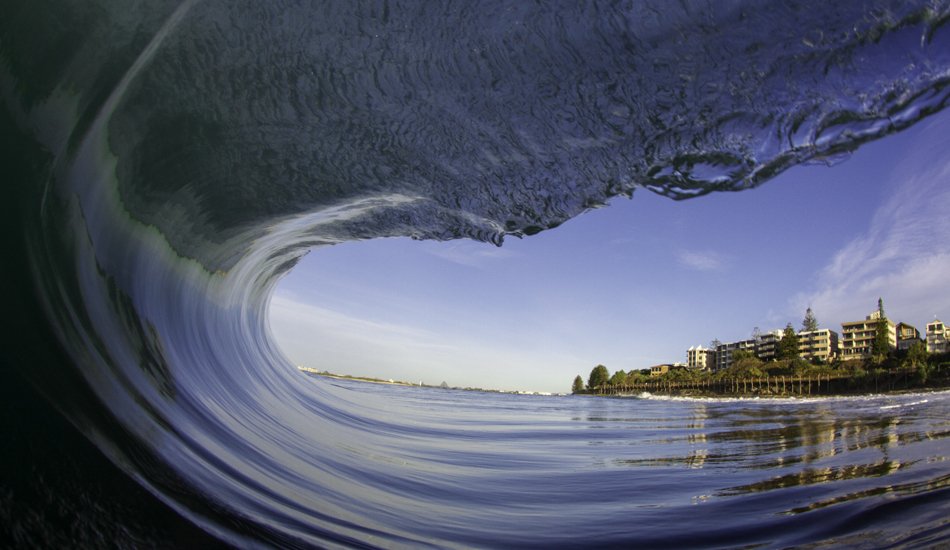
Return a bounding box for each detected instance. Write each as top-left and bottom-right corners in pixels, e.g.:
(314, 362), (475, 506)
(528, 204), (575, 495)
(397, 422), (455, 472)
(579, 362), (950, 400)
(298, 367), (417, 386)
(608, 386), (950, 400)
(297, 367), (565, 395)
(298, 367), (949, 399)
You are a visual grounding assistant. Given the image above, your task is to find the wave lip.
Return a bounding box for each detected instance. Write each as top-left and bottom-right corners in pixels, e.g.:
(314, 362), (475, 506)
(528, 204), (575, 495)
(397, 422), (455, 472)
(86, 0), (950, 268)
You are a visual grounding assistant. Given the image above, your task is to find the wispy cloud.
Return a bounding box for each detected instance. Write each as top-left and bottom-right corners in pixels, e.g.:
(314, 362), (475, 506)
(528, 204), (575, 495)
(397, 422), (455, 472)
(268, 295), (452, 356)
(791, 129), (950, 325)
(420, 240), (521, 268)
(676, 249), (727, 271)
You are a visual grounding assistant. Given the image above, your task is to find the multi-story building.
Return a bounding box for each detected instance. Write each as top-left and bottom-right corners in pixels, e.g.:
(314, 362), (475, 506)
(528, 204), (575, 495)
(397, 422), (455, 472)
(840, 310), (895, 359)
(926, 319), (947, 353)
(713, 330), (789, 371)
(714, 339), (756, 371)
(686, 346), (714, 371)
(895, 322), (922, 351)
(754, 330), (784, 362)
(798, 329), (839, 363)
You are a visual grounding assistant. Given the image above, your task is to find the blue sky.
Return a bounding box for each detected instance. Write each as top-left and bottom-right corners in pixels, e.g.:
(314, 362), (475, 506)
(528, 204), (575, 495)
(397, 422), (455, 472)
(270, 108), (950, 393)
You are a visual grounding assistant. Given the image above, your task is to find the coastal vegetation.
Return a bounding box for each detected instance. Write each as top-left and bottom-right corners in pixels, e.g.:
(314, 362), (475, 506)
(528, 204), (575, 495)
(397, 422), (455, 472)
(587, 365), (610, 388)
(802, 308), (819, 332)
(572, 349), (950, 397)
(776, 324), (799, 360)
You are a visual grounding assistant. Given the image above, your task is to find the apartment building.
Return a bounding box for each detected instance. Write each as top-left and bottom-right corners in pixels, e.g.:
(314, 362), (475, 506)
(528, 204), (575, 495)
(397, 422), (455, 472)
(840, 310), (895, 359)
(754, 330), (784, 362)
(713, 339), (755, 371)
(686, 346), (714, 371)
(798, 329), (839, 363)
(895, 322), (922, 351)
(926, 319), (947, 353)
(712, 329), (790, 371)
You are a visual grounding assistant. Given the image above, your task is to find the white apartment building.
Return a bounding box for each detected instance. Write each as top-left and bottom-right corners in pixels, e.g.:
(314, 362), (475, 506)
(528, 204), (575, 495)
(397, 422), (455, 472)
(686, 346), (714, 371)
(840, 310), (896, 359)
(926, 319), (947, 353)
(798, 329), (839, 363)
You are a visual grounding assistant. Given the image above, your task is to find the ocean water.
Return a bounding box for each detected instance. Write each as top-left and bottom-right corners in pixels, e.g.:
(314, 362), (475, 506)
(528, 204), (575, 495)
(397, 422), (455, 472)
(3, 0), (950, 548)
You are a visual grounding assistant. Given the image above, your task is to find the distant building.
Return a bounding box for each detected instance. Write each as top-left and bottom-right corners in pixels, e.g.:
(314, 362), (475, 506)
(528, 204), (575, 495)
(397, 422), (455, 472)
(840, 310), (895, 359)
(754, 330), (784, 362)
(798, 329), (839, 363)
(714, 339), (756, 371)
(651, 363), (688, 377)
(926, 319), (948, 353)
(686, 346), (714, 371)
(650, 364), (670, 377)
(895, 322), (922, 351)
(712, 330), (788, 371)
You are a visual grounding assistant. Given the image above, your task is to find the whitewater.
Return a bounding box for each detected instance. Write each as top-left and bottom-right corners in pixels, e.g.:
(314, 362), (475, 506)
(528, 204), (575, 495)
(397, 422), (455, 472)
(3, 0), (950, 548)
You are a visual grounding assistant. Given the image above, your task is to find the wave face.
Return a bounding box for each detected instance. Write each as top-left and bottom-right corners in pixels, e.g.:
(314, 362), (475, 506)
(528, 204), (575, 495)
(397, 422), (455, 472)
(4, 0), (950, 547)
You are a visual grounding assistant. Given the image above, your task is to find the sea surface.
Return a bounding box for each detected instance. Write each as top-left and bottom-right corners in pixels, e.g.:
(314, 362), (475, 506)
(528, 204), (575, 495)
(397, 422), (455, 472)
(3, 0), (950, 548)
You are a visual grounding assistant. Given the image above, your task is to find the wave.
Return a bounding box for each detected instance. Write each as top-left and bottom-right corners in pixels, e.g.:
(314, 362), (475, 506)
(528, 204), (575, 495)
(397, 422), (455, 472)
(4, 0), (950, 547)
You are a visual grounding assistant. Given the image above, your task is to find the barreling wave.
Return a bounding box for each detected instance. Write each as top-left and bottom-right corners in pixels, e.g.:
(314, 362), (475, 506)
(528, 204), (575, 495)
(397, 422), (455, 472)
(4, 0), (950, 547)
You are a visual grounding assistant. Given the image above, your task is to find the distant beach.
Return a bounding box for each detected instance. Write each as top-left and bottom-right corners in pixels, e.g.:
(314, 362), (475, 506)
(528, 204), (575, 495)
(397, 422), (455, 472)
(297, 367), (566, 395)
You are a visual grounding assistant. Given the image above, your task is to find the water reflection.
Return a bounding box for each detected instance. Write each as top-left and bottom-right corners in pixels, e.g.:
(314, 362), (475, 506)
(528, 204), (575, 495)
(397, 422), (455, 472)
(785, 470), (950, 514)
(573, 398), (949, 494)
(557, 393), (950, 536)
(718, 459), (912, 497)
